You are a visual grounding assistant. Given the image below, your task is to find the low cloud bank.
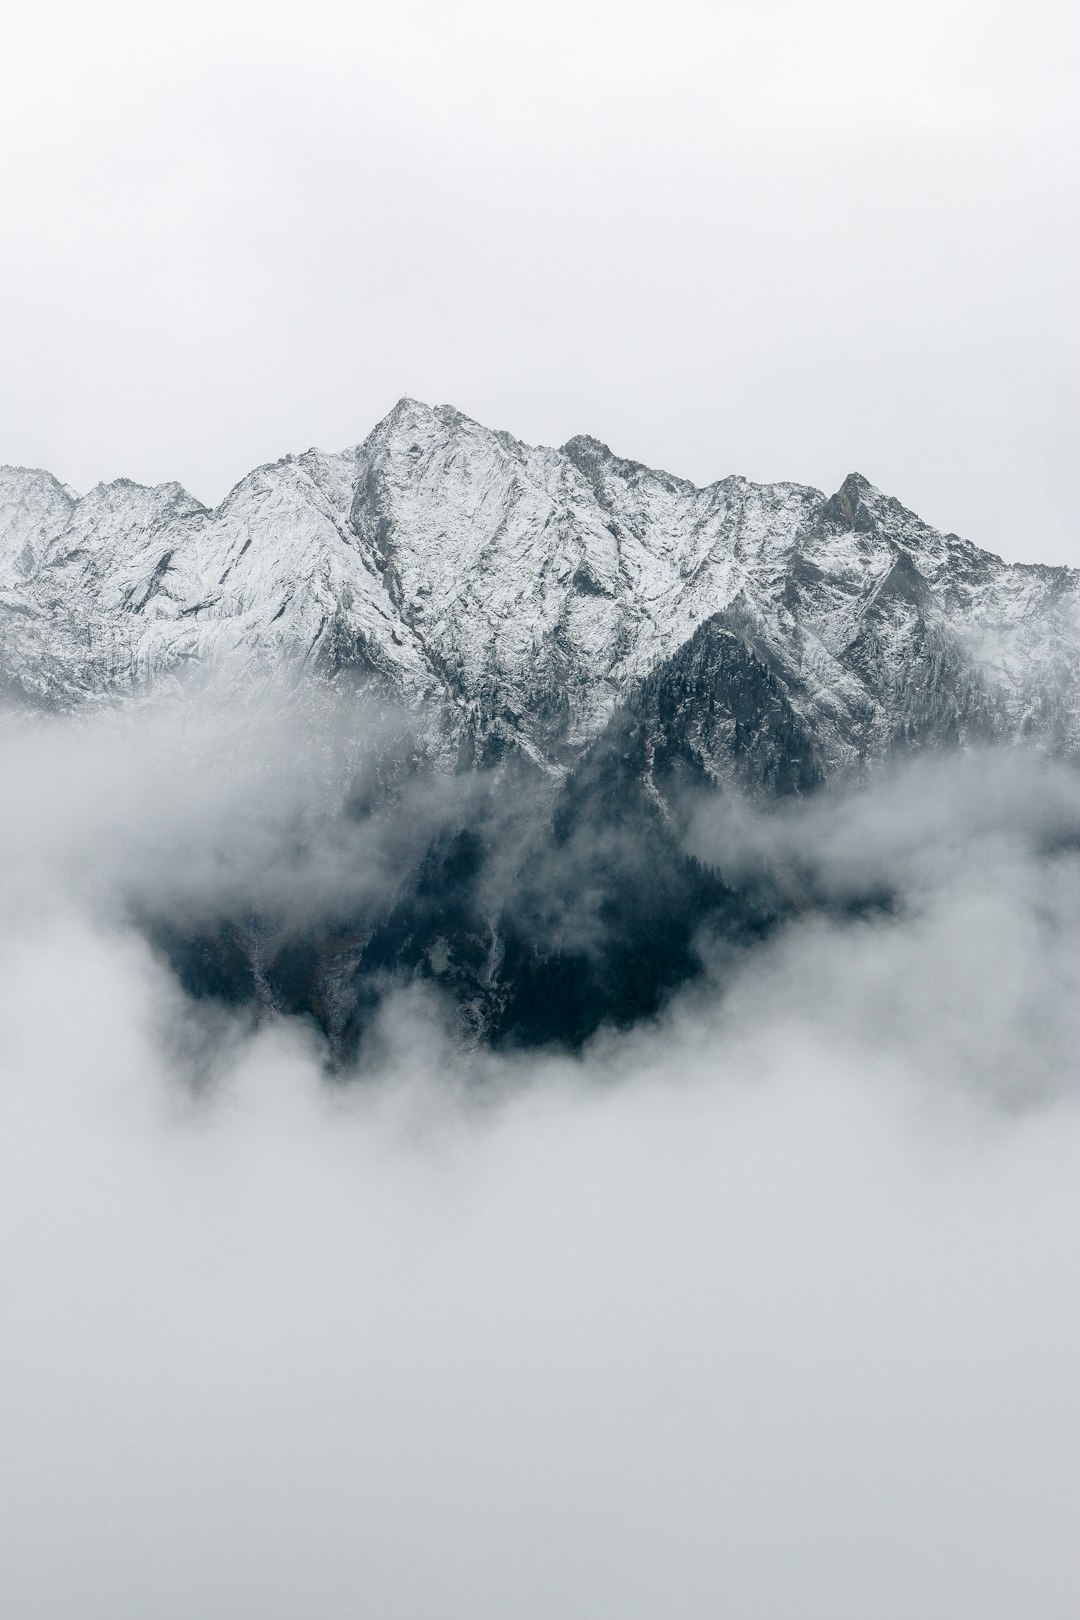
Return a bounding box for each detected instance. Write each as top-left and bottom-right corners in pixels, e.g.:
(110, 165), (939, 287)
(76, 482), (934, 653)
(0, 694), (486, 928)
(0, 703), (1077, 1619)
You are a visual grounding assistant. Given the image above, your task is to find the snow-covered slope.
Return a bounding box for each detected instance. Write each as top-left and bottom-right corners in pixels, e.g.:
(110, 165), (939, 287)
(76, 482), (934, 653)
(2, 399), (1077, 776)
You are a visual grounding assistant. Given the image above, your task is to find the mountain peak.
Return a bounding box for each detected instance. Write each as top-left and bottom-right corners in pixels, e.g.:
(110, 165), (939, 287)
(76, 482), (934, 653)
(561, 433), (613, 462)
(372, 396), (443, 437)
(821, 471), (886, 531)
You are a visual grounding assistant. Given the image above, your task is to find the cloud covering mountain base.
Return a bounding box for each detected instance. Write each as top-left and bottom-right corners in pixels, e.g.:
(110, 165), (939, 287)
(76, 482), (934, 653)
(0, 704), (1077, 1618)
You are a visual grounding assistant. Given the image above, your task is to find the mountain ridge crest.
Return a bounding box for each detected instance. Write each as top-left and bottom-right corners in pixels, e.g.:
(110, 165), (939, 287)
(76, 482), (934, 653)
(1, 400), (1076, 775)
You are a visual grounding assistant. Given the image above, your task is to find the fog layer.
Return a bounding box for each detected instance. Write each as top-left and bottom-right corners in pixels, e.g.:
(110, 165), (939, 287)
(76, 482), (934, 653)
(0, 704), (1077, 1618)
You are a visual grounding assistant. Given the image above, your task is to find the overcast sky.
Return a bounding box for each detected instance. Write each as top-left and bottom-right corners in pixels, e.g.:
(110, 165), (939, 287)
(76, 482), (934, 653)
(3, 0), (1077, 563)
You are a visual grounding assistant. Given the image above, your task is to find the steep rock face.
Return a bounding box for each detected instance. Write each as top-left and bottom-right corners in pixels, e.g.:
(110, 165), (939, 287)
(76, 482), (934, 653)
(1, 401), (1077, 772)
(633, 617), (825, 798)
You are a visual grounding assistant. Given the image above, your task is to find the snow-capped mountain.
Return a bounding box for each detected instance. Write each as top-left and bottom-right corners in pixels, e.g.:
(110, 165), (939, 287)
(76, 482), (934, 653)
(2, 398), (1077, 782)
(4, 399), (1078, 1050)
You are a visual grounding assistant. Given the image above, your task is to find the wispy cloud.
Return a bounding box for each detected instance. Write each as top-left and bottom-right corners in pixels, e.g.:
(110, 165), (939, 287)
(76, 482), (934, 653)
(0, 700), (1077, 1617)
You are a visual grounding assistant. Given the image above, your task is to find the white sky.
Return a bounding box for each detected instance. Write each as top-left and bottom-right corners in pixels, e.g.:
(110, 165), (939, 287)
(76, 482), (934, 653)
(3, 0), (1077, 562)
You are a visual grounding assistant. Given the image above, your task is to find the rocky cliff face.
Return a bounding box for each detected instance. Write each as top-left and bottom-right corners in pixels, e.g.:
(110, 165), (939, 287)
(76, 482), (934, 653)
(3, 398), (1077, 779)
